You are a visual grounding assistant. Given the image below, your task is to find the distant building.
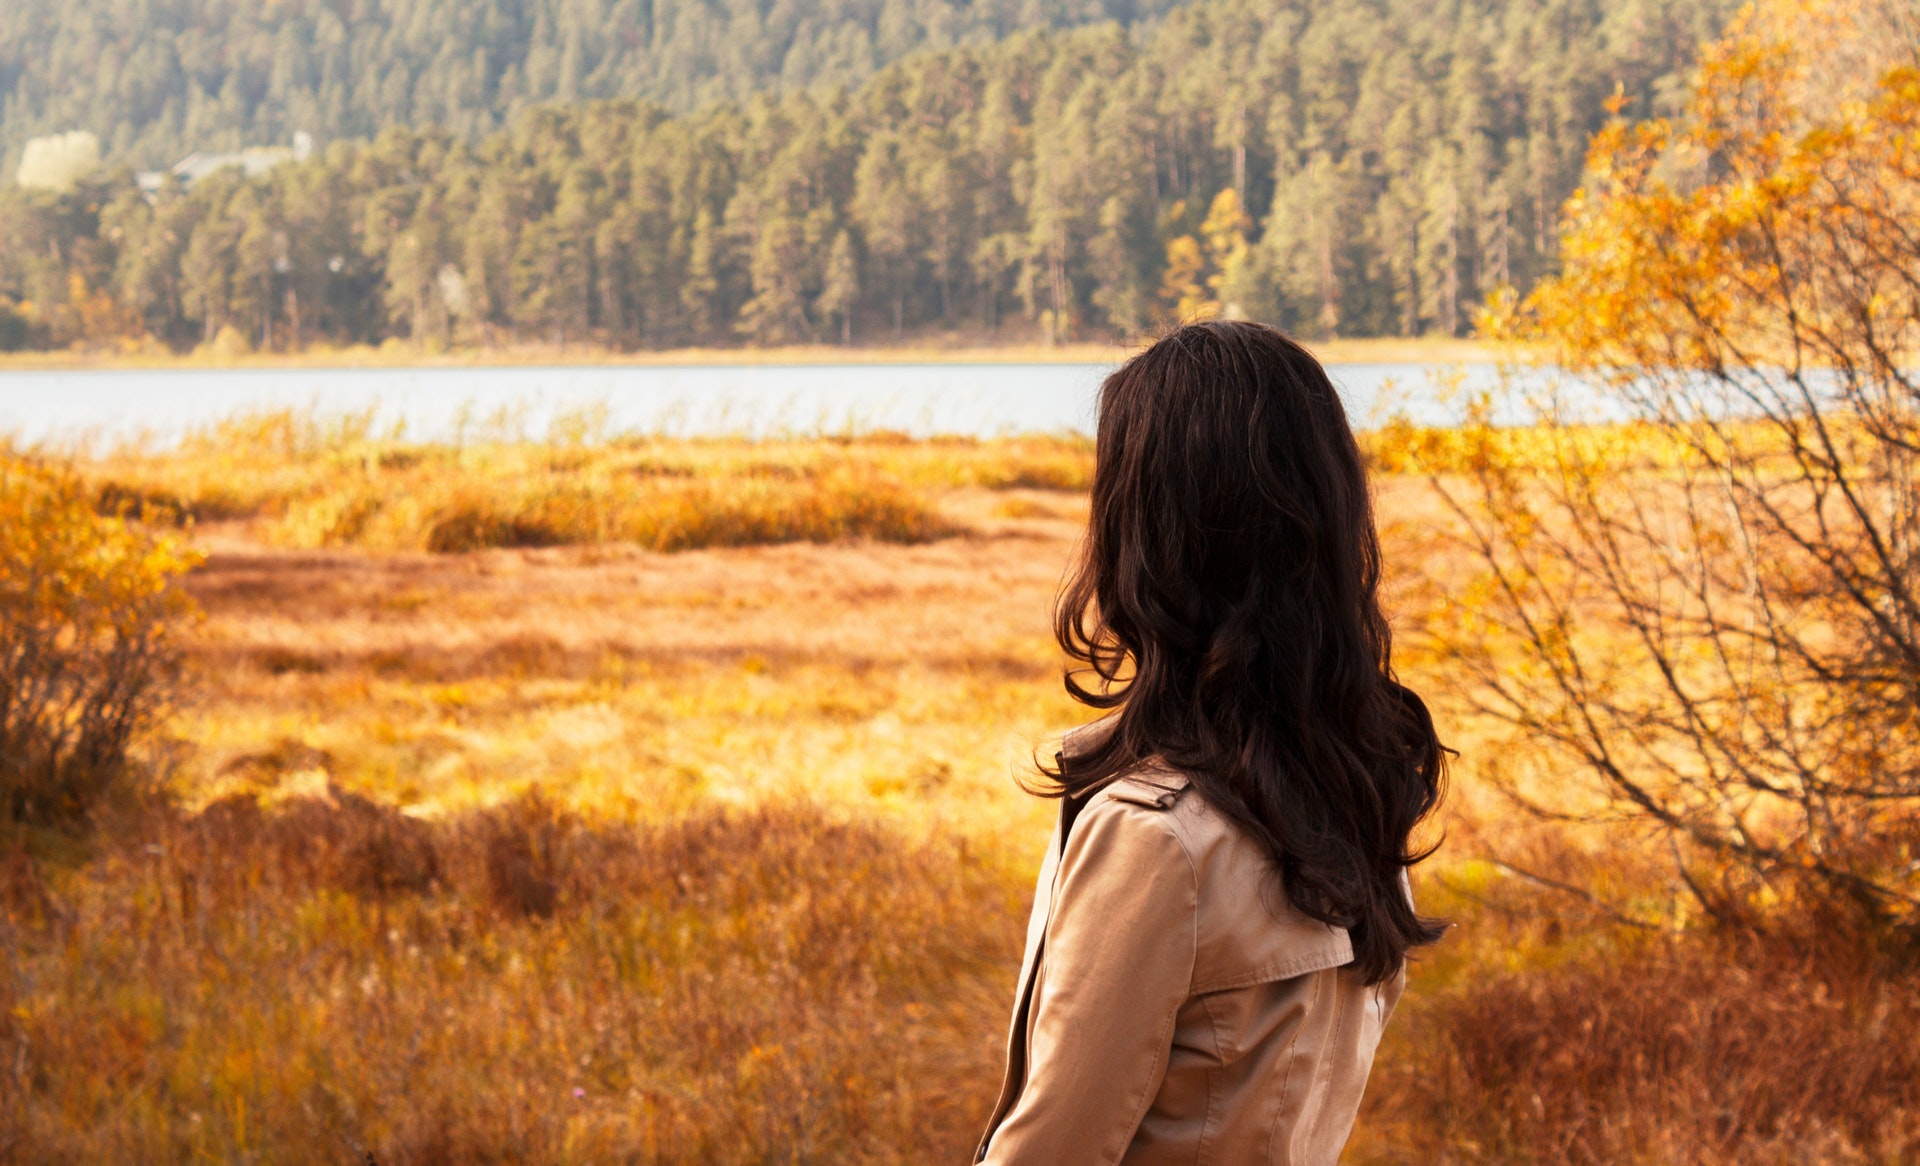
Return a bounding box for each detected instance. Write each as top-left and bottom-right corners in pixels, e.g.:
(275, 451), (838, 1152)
(17, 130), (102, 191)
(136, 131), (314, 193)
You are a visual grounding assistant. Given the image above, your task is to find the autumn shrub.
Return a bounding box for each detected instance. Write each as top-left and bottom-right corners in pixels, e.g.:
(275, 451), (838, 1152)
(1438, 0), (1920, 931)
(0, 454), (199, 823)
(422, 492), (577, 552)
(0, 792), (1026, 1162)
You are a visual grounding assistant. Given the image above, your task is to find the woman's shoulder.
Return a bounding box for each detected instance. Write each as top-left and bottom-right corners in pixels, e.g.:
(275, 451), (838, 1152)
(1075, 758), (1237, 865)
(1057, 718), (1284, 896)
(1072, 757), (1355, 986)
(1059, 717), (1236, 846)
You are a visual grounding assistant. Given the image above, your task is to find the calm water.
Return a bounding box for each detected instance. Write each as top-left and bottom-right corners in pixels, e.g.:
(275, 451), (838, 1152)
(0, 361), (1511, 447)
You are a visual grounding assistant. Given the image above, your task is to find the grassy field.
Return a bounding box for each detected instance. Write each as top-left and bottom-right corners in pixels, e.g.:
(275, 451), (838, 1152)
(2, 425), (1915, 1163)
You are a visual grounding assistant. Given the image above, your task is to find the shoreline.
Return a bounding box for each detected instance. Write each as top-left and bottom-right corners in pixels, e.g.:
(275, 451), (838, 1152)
(0, 336), (1507, 373)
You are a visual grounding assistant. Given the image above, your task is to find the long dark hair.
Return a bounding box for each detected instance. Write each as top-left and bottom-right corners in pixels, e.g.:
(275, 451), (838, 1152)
(1049, 320), (1446, 984)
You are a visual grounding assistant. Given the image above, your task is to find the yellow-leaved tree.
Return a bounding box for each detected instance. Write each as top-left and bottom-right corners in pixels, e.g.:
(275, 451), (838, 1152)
(1160, 189), (1252, 323)
(1434, 0), (1920, 927)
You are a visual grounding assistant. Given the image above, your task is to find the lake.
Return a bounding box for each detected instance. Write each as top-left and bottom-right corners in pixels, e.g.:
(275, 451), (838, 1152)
(0, 360), (1512, 447)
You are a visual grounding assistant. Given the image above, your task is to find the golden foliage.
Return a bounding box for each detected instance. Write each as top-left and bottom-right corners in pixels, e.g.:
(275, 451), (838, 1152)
(1362, 414), (1701, 476)
(406, 469), (954, 553)
(1159, 189), (1254, 323)
(1516, 0), (1920, 374)
(0, 452), (200, 821)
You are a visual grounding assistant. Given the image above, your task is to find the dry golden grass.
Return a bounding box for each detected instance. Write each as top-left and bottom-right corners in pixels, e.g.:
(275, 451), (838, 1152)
(3, 429), (1916, 1163)
(6, 430), (1091, 1161)
(1352, 818), (1920, 1165)
(76, 406), (1705, 562)
(164, 488), (1085, 835)
(76, 410), (1092, 555)
(0, 793), (1023, 1161)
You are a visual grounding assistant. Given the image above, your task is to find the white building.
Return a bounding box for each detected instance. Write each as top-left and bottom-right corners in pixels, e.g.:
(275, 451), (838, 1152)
(136, 131), (314, 193)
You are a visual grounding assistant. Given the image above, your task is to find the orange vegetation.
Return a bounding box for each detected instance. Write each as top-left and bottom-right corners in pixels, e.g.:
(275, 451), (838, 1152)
(3, 437), (1915, 1161)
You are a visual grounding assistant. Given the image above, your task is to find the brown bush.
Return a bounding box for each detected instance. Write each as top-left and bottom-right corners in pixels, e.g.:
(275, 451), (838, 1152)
(976, 449), (1092, 490)
(627, 473), (959, 551)
(192, 789), (443, 899)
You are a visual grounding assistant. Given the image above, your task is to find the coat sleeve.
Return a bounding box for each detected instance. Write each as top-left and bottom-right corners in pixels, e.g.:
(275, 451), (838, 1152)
(980, 797), (1198, 1165)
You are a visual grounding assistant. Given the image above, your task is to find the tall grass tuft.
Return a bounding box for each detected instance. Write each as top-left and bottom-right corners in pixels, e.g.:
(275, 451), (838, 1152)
(418, 470), (956, 553)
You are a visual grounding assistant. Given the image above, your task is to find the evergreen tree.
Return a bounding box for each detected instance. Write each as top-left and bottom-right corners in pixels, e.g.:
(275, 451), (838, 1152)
(816, 229), (861, 345)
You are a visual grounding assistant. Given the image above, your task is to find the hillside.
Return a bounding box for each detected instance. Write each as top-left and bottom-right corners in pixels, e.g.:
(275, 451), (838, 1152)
(0, 0), (1734, 349)
(0, 0), (1184, 171)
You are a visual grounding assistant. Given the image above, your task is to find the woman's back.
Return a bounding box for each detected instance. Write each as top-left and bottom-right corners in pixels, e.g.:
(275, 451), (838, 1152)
(976, 740), (1403, 1165)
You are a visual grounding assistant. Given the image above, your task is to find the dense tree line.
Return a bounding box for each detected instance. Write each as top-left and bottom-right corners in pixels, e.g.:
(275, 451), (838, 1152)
(0, 0), (1731, 351)
(0, 0), (1184, 172)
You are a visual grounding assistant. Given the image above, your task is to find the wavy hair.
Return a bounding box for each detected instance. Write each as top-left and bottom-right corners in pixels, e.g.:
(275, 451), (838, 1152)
(1048, 320), (1446, 983)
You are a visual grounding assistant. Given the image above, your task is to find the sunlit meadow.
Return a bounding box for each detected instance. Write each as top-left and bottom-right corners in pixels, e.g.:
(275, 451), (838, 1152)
(2, 412), (1915, 1163)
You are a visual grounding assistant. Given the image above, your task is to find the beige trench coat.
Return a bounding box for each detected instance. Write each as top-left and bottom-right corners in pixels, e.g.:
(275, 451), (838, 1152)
(976, 753), (1404, 1165)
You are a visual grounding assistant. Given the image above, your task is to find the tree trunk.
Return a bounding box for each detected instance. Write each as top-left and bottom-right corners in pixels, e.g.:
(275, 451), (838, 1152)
(1403, 220), (1418, 337)
(1442, 195), (1459, 337)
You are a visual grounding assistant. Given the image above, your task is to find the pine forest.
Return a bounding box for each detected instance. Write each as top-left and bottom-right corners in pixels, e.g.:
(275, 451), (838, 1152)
(0, 0), (1730, 352)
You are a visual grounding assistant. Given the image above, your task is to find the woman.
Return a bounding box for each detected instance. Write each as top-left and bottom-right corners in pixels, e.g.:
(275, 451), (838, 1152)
(976, 321), (1447, 1165)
